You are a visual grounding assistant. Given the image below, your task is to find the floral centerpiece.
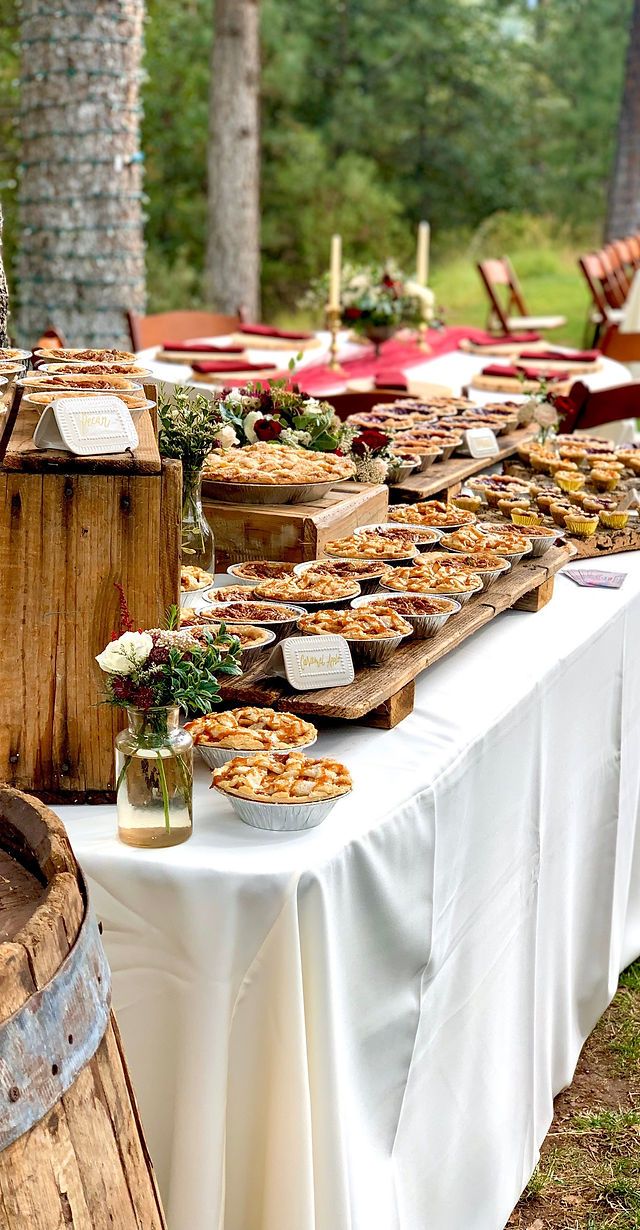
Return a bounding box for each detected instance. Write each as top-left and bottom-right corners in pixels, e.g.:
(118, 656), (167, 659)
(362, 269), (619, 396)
(337, 424), (395, 484)
(304, 261), (436, 353)
(158, 386), (228, 569)
(213, 381), (343, 452)
(97, 599), (242, 847)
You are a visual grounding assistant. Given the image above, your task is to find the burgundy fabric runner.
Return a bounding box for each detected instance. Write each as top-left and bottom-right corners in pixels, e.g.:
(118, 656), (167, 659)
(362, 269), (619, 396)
(469, 330), (542, 346)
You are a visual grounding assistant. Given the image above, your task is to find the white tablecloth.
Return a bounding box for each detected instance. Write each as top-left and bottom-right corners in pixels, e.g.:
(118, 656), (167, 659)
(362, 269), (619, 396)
(61, 552), (640, 1230)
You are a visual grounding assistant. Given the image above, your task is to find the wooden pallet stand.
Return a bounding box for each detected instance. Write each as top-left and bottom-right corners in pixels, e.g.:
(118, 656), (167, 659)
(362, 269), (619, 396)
(219, 543), (574, 729)
(501, 460), (640, 559)
(0, 402), (181, 801)
(390, 424), (538, 505)
(204, 480), (389, 572)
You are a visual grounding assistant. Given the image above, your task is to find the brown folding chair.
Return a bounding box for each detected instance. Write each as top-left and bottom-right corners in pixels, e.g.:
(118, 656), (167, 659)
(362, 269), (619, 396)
(602, 244), (630, 300)
(476, 257), (566, 334)
(126, 309), (243, 351)
(611, 238), (635, 286)
(323, 391), (401, 422)
(577, 253), (625, 344)
(564, 380), (640, 433)
(626, 235), (640, 271)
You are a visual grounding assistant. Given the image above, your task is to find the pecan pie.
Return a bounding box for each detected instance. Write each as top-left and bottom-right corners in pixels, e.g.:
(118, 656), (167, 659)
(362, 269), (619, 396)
(324, 533), (418, 560)
(363, 594), (457, 616)
(24, 373), (142, 390)
(208, 601), (302, 623)
(180, 613), (271, 648)
(180, 565), (214, 592)
(355, 525), (439, 546)
(186, 707), (316, 750)
(253, 575), (360, 603)
(206, 585), (257, 603)
(298, 607), (412, 638)
(300, 559), (386, 581)
(229, 560), (296, 580)
(202, 442), (355, 484)
(213, 751), (352, 803)
(425, 550), (508, 574)
(43, 362), (150, 376)
(389, 501), (476, 528)
(35, 348), (136, 363)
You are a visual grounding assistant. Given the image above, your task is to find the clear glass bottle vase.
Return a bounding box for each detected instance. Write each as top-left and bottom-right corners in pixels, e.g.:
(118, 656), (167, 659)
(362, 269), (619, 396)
(182, 466), (214, 571)
(115, 706), (193, 848)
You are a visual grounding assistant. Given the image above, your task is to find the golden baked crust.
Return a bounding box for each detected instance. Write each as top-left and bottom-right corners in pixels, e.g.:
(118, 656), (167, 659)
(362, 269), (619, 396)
(231, 560), (296, 580)
(447, 524), (530, 554)
(24, 372), (141, 390)
(206, 585), (257, 603)
(202, 442), (355, 485)
(43, 362), (149, 376)
(253, 575), (360, 602)
(208, 600), (301, 622)
(389, 501), (476, 528)
(180, 565), (214, 592)
(381, 565), (482, 594)
(324, 533), (417, 560)
(364, 594), (456, 616)
(425, 550), (508, 573)
(35, 348), (136, 363)
(180, 613), (271, 648)
(24, 389), (147, 410)
(186, 706), (316, 750)
(302, 559), (386, 581)
(213, 751), (352, 802)
(298, 607), (412, 638)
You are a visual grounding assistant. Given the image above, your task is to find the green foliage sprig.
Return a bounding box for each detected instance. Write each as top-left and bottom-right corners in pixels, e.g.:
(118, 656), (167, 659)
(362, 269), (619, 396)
(158, 385), (223, 472)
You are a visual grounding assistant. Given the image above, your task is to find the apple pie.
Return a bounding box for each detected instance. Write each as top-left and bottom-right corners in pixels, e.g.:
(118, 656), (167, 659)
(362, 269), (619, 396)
(253, 575), (360, 603)
(184, 620), (271, 649)
(186, 707), (317, 750)
(324, 533), (418, 560)
(446, 524), (530, 554)
(298, 607), (413, 638)
(180, 565), (214, 592)
(381, 565), (482, 594)
(202, 442), (355, 484)
(213, 751), (352, 803)
(389, 501), (476, 528)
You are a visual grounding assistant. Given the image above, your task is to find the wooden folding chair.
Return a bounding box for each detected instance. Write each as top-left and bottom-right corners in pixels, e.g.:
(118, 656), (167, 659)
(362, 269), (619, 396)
(577, 253), (625, 344)
(602, 244), (630, 300)
(564, 380), (640, 433)
(126, 309), (243, 351)
(611, 238), (635, 285)
(626, 234), (640, 271)
(476, 257), (566, 334)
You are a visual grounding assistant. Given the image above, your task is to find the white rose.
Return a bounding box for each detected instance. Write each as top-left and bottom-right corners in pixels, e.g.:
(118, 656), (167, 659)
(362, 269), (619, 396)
(214, 424), (238, 448)
(96, 630), (154, 675)
(225, 388), (243, 405)
(533, 401), (559, 428)
(244, 410), (263, 443)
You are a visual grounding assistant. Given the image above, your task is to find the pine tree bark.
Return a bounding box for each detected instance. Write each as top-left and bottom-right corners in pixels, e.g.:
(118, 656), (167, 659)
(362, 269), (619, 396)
(206, 0), (260, 319)
(17, 1), (146, 349)
(606, 0), (640, 239)
(0, 202), (9, 347)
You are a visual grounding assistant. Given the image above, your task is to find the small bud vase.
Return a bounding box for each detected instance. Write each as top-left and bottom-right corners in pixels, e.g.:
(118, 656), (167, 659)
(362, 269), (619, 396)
(115, 706), (193, 848)
(182, 466), (214, 571)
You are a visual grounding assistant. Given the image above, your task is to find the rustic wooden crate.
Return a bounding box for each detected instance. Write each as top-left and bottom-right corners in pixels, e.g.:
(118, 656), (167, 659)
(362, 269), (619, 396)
(204, 481), (389, 571)
(219, 544), (574, 728)
(389, 424), (538, 504)
(0, 405), (181, 801)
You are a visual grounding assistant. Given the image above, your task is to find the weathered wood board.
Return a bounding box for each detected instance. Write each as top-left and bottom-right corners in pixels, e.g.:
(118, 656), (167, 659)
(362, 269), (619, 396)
(219, 544), (574, 728)
(389, 423), (538, 504)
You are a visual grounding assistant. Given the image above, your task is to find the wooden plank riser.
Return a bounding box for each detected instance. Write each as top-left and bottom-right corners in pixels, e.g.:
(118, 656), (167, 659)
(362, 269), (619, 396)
(389, 424), (538, 504)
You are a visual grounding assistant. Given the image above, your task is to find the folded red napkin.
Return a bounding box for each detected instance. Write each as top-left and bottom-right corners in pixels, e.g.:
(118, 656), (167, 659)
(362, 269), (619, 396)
(191, 359), (278, 374)
(472, 331), (541, 346)
(162, 339), (245, 354)
(518, 348), (599, 363)
(482, 363), (570, 381)
(375, 370), (409, 391)
(240, 323), (313, 341)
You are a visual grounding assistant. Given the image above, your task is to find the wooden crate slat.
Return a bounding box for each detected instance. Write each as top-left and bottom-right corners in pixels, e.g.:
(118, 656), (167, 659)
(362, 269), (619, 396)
(390, 424), (538, 504)
(3, 406), (161, 476)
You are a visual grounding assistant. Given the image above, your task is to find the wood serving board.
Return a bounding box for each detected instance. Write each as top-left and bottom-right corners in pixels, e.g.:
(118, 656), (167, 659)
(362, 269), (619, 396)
(390, 423), (538, 504)
(219, 544), (574, 729)
(1, 404), (161, 475)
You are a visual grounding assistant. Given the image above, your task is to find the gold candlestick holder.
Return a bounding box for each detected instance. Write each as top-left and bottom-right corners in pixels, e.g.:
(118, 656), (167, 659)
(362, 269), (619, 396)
(417, 319), (432, 354)
(325, 304), (345, 372)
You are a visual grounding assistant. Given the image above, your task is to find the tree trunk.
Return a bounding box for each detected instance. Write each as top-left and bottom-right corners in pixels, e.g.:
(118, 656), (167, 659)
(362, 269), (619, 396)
(0, 203), (9, 346)
(606, 0), (640, 240)
(206, 0), (260, 319)
(17, 0), (146, 350)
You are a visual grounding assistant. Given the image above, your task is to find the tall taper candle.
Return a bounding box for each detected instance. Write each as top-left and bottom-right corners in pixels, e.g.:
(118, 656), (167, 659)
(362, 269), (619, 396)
(329, 234), (342, 311)
(416, 221), (430, 286)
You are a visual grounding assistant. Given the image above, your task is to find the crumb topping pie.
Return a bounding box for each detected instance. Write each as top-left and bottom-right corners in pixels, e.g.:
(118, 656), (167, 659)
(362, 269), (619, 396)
(202, 442), (355, 485)
(186, 707), (316, 750)
(181, 617), (271, 649)
(180, 565), (214, 592)
(363, 594), (457, 616)
(298, 607), (412, 638)
(301, 559), (386, 581)
(324, 533), (418, 559)
(213, 751), (352, 802)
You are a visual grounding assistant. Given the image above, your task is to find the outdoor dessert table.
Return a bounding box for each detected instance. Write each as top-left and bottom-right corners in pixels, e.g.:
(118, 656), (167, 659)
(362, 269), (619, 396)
(61, 551), (640, 1230)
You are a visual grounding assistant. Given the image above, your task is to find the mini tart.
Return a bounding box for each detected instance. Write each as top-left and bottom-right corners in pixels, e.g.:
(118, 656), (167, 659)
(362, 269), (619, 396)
(389, 501), (475, 528)
(589, 469), (621, 491)
(381, 565), (482, 595)
(556, 471), (585, 493)
(536, 492), (559, 513)
(598, 510), (630, 529)
(550, 501), (572, 527)
(185, 707), (317, 750)
(180, 565), (214, 592)
(253, 575), (360, 603)
(511, 509), (541, 527)
(213, 751), (352, 803)
(498, 497), (531, 516)
(323, 534), (417, 560)
(298, 606), (412, 638)
(563, 513), (599, 536)
(453, 494), (483, 513)
(228, 560), (296, 580)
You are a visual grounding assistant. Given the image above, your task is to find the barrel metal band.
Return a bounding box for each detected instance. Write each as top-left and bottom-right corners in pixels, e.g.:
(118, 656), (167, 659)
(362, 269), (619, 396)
(0, 885), (111, 1150)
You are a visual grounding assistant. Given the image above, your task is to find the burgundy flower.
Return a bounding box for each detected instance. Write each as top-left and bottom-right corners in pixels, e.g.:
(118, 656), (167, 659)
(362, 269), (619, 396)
(128, 685), (157, 709)
(343, 307), (362, 321)
(258, 390), (275, 414)
(549, 395), (573, 421)
(111, 676), (134, 702)
(254, 417), (283, 441)
(352, 428), (390, 456)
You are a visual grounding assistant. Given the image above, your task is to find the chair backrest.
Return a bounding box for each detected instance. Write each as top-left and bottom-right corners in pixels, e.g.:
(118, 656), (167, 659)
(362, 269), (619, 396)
(578, 253), (611, 318)
(569, 379), (640, 432)
(323, 390), (400, 422)
(598, 249), (627, 306)
(127, 309), (243, 351)
(604, 243), (630, 297)
(626, 234), (640, 270)
(476, 258), (527, 332)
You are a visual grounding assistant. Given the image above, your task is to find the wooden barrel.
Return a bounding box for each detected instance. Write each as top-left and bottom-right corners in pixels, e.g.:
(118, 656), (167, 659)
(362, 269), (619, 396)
(0, 785), (166, 1228)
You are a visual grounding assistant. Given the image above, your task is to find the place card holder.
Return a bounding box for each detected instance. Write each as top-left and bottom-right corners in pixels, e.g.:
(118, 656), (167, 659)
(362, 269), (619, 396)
(33, 395), (139, 456)
(463, 427), (499, 459)
(250, 635), (355, 690)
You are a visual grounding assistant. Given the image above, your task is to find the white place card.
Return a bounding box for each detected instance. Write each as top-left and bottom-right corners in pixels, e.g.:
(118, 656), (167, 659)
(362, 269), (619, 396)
(33, 395), (139, 456)
(463, 427), (499, 459)
(250, 635), (354, 691)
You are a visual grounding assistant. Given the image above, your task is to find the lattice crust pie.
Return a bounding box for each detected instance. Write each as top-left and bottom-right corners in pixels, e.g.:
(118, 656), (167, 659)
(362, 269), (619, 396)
(346, 411), (435, 431)
(381, 565), (482, 594)
(213, 751), (352, 802)
(324, 533), (418, 560)
(298, 607), (412, 638)
(446, 525), (530, 554)
(202, 442), (356, 485)
(24, 389), (148, 411)
(180, 565), (214, 592)
(230, 561), (296, 580)
(185, 707), (317, 750)
(385, 396), (476, 413)
(355, 524), (437, 546)
(253, 575), (360, 602)
(302, 559), (386, 581)
(389, 501), (476, 528)
(179, 614), (271, 648)
(34, 348), (136, 363)
(424, 550), (508, 574)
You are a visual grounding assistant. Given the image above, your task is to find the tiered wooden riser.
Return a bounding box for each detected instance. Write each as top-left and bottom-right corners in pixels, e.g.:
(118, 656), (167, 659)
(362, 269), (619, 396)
(219, 544), (574, 729)
(500, 460), (640, 559)
(390, 424), (538, 504)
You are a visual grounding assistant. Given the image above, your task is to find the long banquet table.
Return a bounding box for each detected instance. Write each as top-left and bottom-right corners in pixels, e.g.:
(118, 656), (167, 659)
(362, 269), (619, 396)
(61, 551), (640, 1230)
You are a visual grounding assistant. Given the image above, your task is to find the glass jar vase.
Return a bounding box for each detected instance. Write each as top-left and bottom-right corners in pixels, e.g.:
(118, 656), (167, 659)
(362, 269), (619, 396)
(182, 466), (214, 571)
(115, 706), (193, 848)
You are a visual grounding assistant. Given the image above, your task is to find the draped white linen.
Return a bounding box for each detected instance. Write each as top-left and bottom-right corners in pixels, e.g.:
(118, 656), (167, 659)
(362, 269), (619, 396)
(61, 553), (640, 1230)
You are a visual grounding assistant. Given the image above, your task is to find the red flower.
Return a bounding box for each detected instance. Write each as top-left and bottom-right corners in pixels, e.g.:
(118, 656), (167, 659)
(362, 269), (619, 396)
(352, 428), (390, 456)
(254, 417), (283, 441)
(343, 307), (362, 321)
(549, 395), (573, 420)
